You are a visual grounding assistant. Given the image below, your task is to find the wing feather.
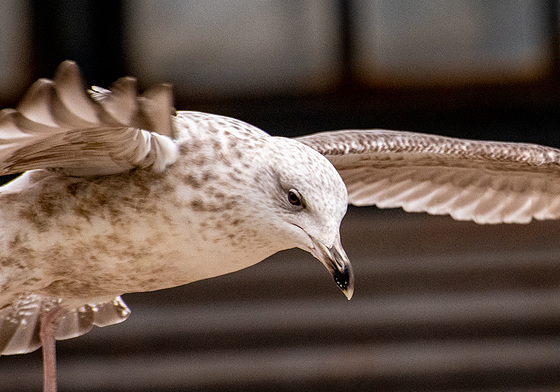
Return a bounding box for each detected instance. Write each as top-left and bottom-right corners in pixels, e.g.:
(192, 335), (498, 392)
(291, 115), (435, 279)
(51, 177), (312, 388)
(0, 61), (178, 177)
(0, 294), (130, 355)
(297, 129), (560, 224)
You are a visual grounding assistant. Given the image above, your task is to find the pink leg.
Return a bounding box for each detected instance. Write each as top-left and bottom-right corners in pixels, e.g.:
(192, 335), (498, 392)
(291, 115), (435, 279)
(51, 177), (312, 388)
(40, 306), (67, 392)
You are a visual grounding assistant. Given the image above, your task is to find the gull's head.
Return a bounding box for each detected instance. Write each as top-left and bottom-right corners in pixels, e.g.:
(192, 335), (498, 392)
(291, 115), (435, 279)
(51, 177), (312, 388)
(253, 137), (354, 299)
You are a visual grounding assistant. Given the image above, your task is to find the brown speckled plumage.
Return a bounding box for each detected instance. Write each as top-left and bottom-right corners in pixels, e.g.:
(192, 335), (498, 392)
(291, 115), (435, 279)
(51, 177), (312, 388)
(0, 63), (350, 359)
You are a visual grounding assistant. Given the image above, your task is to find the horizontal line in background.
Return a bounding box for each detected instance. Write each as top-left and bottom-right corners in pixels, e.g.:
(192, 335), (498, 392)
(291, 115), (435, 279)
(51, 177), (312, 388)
(82, 289), (560, 341)
(264, 247), (560, 275)
(5, 337), (560, 390)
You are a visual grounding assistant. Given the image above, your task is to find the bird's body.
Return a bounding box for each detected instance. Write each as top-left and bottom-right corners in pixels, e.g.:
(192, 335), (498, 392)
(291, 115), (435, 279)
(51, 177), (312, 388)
(0, 109), (349, 355)
(0, 113), (277, 301)
(2, 61), (560, 391)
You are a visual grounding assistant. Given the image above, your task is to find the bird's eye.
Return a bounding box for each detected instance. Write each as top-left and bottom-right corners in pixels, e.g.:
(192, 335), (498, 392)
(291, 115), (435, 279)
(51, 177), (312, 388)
(288, 190), (303, 206)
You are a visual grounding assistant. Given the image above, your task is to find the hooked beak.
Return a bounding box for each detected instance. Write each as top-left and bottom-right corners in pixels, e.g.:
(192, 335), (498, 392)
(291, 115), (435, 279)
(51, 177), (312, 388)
(309, 234), (354, 300)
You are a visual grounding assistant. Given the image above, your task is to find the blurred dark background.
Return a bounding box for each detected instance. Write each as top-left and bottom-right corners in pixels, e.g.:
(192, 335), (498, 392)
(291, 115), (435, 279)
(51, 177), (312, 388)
(1, 1), (560, 391)
(3, 0), (560, 144)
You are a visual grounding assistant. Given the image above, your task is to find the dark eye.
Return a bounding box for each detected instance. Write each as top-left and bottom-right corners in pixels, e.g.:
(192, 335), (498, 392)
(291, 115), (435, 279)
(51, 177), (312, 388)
(288, 190), (303, 206)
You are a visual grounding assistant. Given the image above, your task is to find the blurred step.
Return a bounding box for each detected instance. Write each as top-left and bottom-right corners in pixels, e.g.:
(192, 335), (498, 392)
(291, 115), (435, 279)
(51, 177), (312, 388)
(74, 289), (560, 351)
(4, 337), (560, 391)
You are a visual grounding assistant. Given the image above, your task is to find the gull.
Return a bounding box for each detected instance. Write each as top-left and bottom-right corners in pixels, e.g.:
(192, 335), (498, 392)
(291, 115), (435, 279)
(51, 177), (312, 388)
(1, 61), (560, 392)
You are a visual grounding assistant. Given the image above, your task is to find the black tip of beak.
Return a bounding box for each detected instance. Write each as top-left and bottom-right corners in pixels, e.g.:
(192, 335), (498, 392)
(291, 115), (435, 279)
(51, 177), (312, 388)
(310, 235), (355, 300)
(333, 264), (354, 300)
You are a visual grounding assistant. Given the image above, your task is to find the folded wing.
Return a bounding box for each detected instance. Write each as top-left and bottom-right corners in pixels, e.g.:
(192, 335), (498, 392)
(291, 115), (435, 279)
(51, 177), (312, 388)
(297, 129), (560, 224)
(0, 61), (178, 177)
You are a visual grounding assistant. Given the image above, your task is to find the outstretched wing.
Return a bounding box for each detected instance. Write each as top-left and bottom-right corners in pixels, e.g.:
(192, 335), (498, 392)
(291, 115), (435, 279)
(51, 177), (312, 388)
(0, 294), (130, 355)
(0, 61), (178, 177)
(297, 129), (560, 224)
